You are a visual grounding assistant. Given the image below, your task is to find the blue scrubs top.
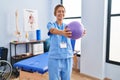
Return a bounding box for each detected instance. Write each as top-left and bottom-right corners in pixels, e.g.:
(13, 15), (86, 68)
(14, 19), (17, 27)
(47, 22), (73, 59)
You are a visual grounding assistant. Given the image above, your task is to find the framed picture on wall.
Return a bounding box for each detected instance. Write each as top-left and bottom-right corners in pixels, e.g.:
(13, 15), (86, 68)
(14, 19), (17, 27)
(24, 9), (38, 31)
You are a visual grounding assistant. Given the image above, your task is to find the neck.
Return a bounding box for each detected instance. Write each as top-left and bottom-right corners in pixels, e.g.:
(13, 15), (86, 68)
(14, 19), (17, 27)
(56, 20), (63, 26)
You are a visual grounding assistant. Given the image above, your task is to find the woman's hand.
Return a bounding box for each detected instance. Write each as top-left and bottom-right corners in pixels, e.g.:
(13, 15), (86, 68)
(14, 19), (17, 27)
(62, 28), (72, 38)
(82, 29), (86, 37)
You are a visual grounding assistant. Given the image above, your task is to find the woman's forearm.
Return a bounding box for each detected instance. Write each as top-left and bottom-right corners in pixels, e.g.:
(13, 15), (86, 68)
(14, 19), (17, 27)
(50, 28), (64, 35)
(49, 28), (71, 37)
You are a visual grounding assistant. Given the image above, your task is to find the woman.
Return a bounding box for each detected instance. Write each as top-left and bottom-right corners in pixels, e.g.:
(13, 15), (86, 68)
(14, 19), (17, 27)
(47, 4), (85, 80)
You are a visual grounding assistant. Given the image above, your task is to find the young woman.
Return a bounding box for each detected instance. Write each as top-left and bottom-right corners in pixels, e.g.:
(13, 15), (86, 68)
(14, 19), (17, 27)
(47, 4), (85, 80)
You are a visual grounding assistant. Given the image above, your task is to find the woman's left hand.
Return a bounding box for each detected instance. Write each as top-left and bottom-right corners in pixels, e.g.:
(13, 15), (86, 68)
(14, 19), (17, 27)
(82, 29), (86, 37)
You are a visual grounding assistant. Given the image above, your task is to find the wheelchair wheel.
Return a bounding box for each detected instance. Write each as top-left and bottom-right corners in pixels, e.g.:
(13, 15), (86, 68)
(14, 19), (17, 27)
(0, 60), (12, 80)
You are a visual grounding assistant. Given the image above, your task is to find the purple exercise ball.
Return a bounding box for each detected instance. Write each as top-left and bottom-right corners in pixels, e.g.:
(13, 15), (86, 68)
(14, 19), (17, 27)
(66, 21), (84, 39)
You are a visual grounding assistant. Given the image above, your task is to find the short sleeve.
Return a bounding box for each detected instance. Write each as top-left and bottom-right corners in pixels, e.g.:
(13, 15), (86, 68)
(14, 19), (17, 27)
(47, 22), (55, 36)
(47, 22), (55, 31)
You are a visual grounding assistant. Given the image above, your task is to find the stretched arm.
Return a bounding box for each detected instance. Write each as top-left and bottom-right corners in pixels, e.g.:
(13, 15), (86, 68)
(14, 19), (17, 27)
(49, 28), (72, 38)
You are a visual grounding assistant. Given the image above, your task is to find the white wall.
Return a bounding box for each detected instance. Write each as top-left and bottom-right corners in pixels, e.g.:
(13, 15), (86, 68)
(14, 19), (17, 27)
(81, 0), (106, 79)
(81, 0), (120, 79)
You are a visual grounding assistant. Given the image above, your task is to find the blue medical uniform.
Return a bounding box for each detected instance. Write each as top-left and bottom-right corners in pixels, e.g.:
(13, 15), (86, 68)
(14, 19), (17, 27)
(47, 22), (73, 80)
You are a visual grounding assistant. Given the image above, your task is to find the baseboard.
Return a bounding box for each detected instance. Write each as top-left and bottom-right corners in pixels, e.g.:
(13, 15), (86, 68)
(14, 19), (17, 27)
(80, 73), (100, 80)
(80, 73), (112, 80)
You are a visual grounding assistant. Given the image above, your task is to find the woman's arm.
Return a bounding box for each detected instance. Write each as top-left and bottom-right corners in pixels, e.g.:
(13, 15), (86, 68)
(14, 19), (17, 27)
(49, 28), (72, 38)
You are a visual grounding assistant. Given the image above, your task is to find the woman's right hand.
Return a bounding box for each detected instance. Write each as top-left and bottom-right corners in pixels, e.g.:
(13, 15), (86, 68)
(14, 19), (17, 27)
(62, 28), (72, 38)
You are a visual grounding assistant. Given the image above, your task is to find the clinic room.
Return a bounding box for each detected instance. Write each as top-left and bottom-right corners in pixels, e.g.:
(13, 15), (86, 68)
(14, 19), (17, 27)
(0, 0), (120, 80)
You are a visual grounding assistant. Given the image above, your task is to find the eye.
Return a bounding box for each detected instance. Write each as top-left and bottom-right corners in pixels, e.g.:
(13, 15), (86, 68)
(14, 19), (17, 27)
(58, 10), (61, 13)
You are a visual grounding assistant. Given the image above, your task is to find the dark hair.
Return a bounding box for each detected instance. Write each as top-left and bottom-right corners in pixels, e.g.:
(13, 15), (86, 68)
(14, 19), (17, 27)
(54, 4), (65, 16)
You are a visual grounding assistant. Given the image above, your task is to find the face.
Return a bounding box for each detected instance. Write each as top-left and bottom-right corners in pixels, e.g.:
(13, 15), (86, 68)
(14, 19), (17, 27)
(55, 7), (65, 21)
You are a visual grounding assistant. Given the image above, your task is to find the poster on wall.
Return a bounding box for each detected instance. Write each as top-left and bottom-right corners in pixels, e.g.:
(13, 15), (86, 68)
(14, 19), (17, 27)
(24, 9), (38, 31)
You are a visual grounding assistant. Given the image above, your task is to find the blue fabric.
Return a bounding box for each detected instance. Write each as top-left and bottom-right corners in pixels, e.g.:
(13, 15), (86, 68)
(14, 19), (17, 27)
(14, 52), (48, 74)
(47, 22), (73, 59)
(48, 58), (73, 80)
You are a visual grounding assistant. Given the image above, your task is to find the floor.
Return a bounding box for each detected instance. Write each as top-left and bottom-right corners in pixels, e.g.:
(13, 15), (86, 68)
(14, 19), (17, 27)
(10, 69), (99, 80)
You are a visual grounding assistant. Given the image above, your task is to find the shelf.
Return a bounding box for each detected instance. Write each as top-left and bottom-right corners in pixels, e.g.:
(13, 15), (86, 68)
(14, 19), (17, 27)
(10, 40), (45, 65)
(10, 40), (45, 45)
(12, 53), (33, 59)
(11, 53), (34, 65)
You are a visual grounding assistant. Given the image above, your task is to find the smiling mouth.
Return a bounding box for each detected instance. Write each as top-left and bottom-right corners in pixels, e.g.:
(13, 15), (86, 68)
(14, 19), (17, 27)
(59, 15), (64, 17)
